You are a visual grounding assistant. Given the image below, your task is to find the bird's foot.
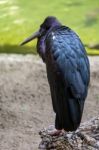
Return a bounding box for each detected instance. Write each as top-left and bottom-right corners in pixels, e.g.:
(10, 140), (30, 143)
(48, 129), (62, 136)
(47, 125), (64, 136)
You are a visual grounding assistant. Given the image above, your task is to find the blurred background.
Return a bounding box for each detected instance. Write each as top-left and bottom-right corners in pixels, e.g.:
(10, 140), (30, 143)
(0, 0), (99, 55)
(0, 1), (99, 150)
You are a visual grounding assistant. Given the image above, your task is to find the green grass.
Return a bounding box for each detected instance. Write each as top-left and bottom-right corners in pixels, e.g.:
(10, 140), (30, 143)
(0, 0), (99, 54)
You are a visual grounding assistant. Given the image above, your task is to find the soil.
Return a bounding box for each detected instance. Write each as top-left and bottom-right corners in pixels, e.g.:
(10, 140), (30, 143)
(0, 54), (99, 150)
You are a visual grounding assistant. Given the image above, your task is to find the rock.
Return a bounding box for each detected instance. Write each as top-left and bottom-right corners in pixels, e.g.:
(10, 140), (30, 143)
(39, 117), (99, 150)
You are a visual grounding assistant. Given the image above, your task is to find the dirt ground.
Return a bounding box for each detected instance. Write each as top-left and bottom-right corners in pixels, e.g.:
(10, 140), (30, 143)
(0, 54), (99, 150)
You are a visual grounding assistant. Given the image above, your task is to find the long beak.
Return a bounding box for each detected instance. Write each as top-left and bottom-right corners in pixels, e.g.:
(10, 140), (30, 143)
(20, 31), (40, 46)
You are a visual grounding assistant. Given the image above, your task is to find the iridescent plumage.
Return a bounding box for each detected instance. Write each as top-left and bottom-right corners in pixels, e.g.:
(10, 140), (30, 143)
(20, 16), (90, 132)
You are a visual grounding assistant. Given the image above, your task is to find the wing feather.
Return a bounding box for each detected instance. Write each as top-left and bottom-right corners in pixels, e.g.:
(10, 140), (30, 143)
(46, 27), (90, 100)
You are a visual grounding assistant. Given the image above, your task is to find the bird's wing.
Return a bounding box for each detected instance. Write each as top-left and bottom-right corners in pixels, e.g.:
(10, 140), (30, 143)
(46, 27), (90, 100)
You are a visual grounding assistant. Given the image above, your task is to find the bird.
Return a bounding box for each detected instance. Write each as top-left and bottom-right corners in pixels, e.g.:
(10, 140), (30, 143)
(20, 16), (90, 136)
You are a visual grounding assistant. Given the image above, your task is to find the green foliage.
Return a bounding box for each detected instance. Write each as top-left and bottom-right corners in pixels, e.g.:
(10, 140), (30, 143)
(0, 0), (99, 54)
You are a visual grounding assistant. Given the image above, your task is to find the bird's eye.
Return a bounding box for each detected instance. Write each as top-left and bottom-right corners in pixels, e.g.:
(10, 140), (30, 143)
(45, 25), (50, 30)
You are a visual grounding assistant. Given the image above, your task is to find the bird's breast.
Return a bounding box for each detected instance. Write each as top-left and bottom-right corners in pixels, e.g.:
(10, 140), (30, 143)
(37, 36), (46, 62)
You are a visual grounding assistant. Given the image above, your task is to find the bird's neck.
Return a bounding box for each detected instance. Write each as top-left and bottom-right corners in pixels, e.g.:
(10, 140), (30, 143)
(37, 35), (46, 62)
(37, 25), (62, 62)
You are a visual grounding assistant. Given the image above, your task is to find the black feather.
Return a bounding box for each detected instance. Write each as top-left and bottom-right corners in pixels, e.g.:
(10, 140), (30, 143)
(21, 17), (90, 131)
(45, 26), (90, 131)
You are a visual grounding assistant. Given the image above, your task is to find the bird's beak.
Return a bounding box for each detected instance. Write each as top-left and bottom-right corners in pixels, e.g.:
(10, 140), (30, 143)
(20, 31), (40, 46)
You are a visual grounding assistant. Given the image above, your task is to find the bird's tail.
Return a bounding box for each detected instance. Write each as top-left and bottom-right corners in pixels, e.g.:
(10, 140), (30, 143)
(63, 97), (84, 131)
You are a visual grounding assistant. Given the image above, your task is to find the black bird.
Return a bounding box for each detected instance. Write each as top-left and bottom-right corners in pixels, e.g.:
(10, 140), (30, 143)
(20, 16), (90, 135)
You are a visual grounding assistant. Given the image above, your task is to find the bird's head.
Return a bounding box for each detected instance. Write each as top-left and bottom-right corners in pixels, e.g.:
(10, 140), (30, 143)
(20, 16), (61, 46)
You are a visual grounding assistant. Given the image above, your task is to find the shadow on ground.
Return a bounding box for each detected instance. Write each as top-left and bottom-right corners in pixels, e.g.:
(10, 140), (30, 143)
(0, 44), (37, 54)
